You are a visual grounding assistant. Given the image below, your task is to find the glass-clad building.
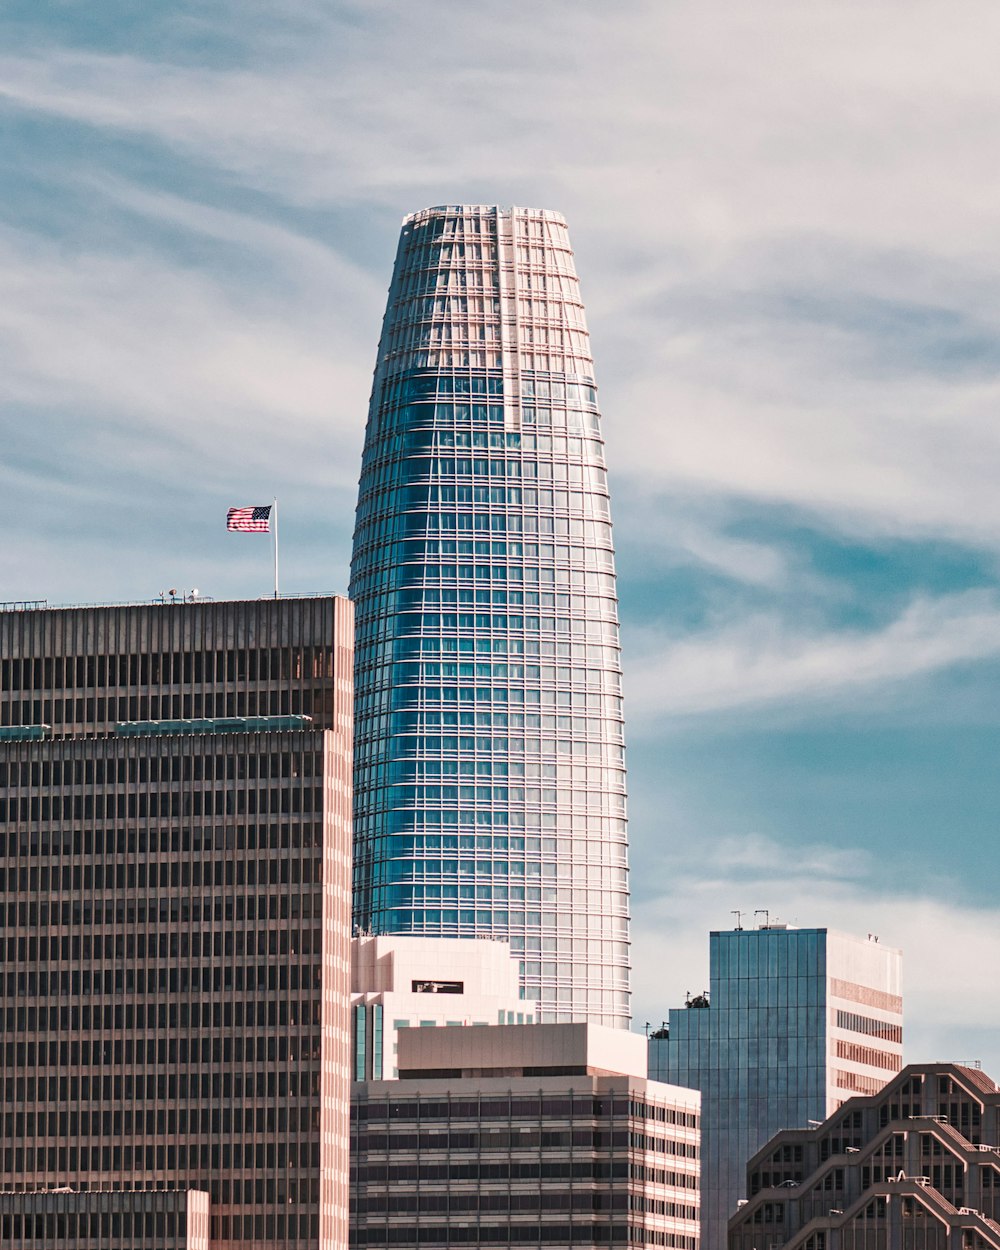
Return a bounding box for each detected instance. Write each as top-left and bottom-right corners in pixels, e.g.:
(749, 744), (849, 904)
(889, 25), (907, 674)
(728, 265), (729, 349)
(649, 925), (903, 1249)
(351, 205), (630, 1026)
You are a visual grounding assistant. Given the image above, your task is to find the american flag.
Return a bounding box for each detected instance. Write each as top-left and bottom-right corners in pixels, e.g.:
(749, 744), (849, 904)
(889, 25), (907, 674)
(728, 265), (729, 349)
(227, 505), (272, 532)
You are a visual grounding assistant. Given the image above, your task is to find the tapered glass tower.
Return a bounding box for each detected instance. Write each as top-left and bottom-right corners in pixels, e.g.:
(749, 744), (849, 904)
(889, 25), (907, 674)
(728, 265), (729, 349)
(351, 205), (629, 1026)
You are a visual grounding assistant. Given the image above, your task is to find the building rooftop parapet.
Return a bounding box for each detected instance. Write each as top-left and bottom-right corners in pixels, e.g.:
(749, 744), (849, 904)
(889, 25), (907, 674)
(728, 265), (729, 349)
(0, 591), (338, 614)
(402, 204), (568, 226)
(394, 1021), (653, 1083)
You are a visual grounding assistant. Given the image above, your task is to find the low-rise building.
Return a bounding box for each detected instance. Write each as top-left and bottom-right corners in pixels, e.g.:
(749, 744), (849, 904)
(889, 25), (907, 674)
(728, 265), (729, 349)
(728, 1062), (1000, 1250)
(351, 1022), (701, 1250)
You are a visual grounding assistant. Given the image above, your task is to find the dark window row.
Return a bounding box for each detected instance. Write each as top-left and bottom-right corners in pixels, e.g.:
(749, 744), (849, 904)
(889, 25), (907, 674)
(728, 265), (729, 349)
(358, 1194), (635, 1215)
(5, 1065), (320, 1116)
(0, 645), (331, 693)
(1, 921), (319, 968)
(356, 1128), (696, 1156)
(356, 1098), (695, 1129)
(353, 1160), (696, 1188)
(212, 1210), (319, 1242)
(0, 1209), (189, 1246)
(350, 1223), (695, 1248)
(1, 784), (324, 823)
(0, 849), (322, 892)
(836, 1009), (903, 1044)
(5, 884), (320, 936)
(3, 1134), (319, 1175)
(1, 748), (319, 791)
(2, 821), (325, 865)
(357, 1194), (697, 1220)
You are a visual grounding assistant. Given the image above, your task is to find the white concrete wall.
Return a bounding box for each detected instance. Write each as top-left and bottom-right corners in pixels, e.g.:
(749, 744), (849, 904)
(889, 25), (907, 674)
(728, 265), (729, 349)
(396, 1021), (649, 1078)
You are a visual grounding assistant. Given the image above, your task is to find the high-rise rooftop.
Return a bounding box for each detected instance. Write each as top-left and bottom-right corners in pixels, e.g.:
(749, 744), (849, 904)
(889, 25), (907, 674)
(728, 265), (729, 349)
(350, 205), (630, 1026)
(650, 924), (904, 1249)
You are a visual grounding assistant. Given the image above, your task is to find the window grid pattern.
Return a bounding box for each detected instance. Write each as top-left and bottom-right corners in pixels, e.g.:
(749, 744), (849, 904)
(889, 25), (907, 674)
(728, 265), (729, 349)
(351, 205), (630, 1028)
(0, 732), (346, 1248)
(649, 928), (903, 1250)
(731, 1064), (1000, 1249)
(0, 599), (343, 738)
(0, 596), (354, 1250)
(350, 1079), (700, 1249)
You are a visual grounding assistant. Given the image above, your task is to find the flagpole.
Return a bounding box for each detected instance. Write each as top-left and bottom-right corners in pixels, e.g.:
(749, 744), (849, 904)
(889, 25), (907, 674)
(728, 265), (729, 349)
(273, 498), (279, 599)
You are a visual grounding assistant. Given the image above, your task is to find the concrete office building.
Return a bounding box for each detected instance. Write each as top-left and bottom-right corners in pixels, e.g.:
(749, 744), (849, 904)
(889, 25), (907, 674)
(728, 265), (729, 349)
(649, 924), (903, 1249)
(351, 204), (630, 1027)
(351, 934), (531, 1080)
(728, 1062), (1000, 1250)
(351, 1022), (701, 1250)
(0, 596), (354, 1250)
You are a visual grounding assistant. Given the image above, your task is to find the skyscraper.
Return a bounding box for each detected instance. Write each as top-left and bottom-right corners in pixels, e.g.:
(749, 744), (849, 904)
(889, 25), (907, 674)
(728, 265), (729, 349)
(649, 923), (903, 1249)
(0, 595), (354, 1250)
(351, 205), (630, 1027)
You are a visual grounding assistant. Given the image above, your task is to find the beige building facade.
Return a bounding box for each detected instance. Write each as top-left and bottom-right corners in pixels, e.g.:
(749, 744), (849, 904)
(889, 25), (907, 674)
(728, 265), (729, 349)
(351, 1023), (701, 1250)
(729, 1062), (1000, 1250)
(0, 595), (354, 1250)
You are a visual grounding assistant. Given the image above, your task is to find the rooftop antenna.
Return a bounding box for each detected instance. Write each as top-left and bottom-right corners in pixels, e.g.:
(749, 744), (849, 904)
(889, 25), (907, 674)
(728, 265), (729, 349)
(755, 908), (770, 929)
(731, 910), (745, 931)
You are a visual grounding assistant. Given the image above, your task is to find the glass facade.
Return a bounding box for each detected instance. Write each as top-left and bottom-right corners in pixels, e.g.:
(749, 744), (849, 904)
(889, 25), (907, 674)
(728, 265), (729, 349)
(351, 205), (630, 1026)
(649, 927), (903, 1250)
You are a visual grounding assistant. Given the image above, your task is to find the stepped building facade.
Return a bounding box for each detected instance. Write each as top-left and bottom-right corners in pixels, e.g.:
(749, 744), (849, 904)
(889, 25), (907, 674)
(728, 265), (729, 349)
(351, 205), (630, 1026)
(728, 1062), (1000, 1250)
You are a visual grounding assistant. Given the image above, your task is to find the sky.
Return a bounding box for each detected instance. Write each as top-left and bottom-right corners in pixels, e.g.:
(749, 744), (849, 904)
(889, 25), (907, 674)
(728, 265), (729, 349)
(1, 0), (998, 1075)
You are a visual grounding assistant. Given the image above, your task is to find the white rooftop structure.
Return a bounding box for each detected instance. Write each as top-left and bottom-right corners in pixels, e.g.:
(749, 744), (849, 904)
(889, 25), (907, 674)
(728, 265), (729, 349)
(396, 1019), (650, 1080)
(351, 934), (530, 1079)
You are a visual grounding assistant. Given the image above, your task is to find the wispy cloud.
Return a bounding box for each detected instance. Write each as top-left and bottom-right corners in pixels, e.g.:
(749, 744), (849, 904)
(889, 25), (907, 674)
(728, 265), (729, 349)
(4, 1), (1000, 548)
(617, 502), (796, 591)
(0, 200), (377, 491)
(625, 590), (1000, 721)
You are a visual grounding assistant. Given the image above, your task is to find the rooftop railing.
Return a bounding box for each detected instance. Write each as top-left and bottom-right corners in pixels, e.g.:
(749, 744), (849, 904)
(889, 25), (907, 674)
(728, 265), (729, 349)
(0, 592), (338, 612)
